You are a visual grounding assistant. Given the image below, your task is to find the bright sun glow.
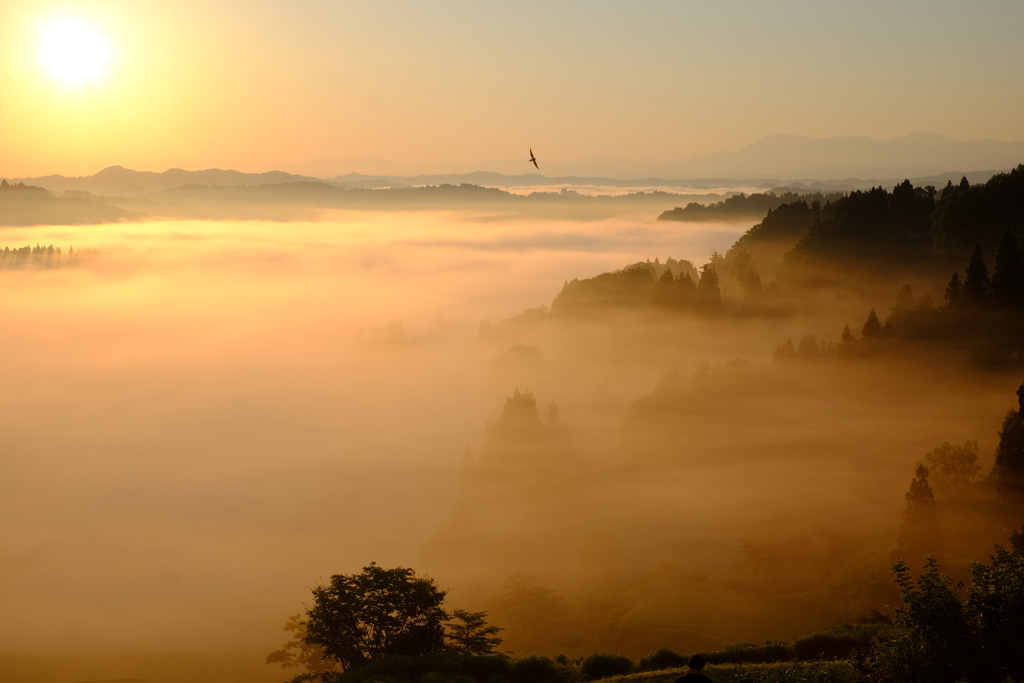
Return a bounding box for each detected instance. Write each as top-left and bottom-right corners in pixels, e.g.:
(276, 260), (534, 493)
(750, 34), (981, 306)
(36, 16), (114, 88)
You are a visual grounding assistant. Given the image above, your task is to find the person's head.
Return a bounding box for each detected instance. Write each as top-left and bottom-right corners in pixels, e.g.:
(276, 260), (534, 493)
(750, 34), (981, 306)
(687, 654), (706, 671)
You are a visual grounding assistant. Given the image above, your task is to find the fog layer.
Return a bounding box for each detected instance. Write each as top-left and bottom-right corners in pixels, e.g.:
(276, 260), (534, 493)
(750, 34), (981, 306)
(0, 212), (744, 654)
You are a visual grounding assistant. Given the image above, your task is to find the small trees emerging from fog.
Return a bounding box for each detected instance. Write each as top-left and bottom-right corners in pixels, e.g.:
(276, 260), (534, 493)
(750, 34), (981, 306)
(0, 244), (97, 269)
(696, 263), (721, 309)
(551, 257), (725, 315)
(772, 334), (837, 364)
(993, 386), (1024, 508)
(945, 233), (1024, 310)
(861, 309), (883, 338)
(895, 464), (940, 568)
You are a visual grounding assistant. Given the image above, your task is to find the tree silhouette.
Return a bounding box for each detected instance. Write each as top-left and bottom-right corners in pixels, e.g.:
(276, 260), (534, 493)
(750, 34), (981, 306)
(697, 263), (721, 309)
(445, 609), (504, 656)
(677, 271), (697, 303)
(304, 564), (449, 671)
(993, 384), (1024, 509)
(883, 284), (914, 335)
(772, 337), (796, 363)
(962, 243), (992, 306)
(945, 272), (963, 308)
(796, 334), (819, 359)
(861, 308), (882, 338)
(651, 268), (678, 308)
(266, 614), (341, 679)
(991, 229), (1024, 308)
(895, 465), (941, 567)
(922, 441), (981, 502)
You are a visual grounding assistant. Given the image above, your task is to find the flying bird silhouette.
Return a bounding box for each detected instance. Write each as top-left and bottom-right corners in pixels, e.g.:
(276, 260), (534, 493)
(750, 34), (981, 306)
(529, 148), (539, 170)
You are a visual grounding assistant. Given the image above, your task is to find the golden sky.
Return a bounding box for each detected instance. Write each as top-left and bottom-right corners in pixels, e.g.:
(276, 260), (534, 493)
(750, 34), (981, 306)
(2, 0), (1022, 177)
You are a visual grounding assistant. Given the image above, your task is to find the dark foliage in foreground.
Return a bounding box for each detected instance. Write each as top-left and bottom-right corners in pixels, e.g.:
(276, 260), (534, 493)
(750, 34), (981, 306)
(580, 653), (634, 680)
(864, 543), (1024, 683)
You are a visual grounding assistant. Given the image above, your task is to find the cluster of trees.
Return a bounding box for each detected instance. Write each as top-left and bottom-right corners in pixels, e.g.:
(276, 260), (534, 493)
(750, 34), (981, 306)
(715, 166), (1024, 289)
(267, 528), (1024, 683)
(932, 165), (1024, 253)
(729, 200), (820, 250)
(772, 334), (837, 363)
(657, 189), (845, 222)
(0, 179), (131, 226)
(944, 232), (1024, 310)
(892, 382), (1024, 603)
(787, 179), (936, 266)
(0, 244), (97, 270)
(773, 284), (933, 366)
(866, 543), (1024, 683)
(0, 179), (51, 195)
(268, 564), (504, 682)
(549, 260), (723, 316)
(777, 250), (1024, 366)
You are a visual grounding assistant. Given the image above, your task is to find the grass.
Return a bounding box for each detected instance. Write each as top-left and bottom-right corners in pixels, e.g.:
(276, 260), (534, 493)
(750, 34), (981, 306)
(597, 661), (864, 683)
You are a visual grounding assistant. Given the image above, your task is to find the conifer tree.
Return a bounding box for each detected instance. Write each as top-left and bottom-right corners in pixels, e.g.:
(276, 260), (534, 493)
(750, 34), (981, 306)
(840, 324), (855, 344)
(697, 264), (721, 310)
(944, 272), (963, 308)
(861, 308), (882, 338)
(651, 268), (677, 308)
(896, 464), (941, 566)
(991, 230), (1024, 308)
(962, 243), (992, 306)
(884, 284), (914, 335)
(772, 337), (796, 363)
(796, 333), (819, 358)
(993, 383), (1024, 509)
(677, 271), (697, 301)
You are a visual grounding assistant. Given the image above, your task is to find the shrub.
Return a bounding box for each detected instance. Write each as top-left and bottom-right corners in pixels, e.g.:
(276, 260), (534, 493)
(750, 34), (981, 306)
(732, 661), (865, 683)
(581, 653), (633, 681)
(509, 656), (560, 683)
(335, 653), (511, 683)
(793, 624), (885, 661)
(707, 642), (793, 665)
(638, 648), (688, 671)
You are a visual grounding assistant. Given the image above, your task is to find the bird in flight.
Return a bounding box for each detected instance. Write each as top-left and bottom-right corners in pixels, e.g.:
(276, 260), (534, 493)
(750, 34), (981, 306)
(529, 148), (539, 170)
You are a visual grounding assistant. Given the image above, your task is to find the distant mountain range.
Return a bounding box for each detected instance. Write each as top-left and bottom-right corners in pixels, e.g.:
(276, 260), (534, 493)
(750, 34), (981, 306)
(4, 132), (1022, 196)
(666, 131), (1024, 180)
(5, 164), (1015, 200)
(266, 132), (1024, 180)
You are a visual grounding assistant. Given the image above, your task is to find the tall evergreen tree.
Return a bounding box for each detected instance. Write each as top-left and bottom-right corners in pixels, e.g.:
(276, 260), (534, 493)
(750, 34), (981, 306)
(677, 271), (697, 301)
(796, 334), (819, 358)
(991, 230), (1024, 308)
(651, 268), (677, 308)
(896, 464), (942, 566)
(993, 383), (1024, 509)
(962, 243), (992, 306)
(772, 337), (796, 363)
(697, 264), (721, 310)
(862, 308), (883, 338)
(884, 284), (914, 335)
(944, 272), (963, 308)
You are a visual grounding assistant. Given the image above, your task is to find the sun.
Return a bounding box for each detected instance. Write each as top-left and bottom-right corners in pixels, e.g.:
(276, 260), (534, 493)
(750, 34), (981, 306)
(36, 16), (115, 88)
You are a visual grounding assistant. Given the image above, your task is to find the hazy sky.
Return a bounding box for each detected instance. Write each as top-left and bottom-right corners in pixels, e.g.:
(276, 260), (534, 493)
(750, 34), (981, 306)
(1, 0), (1022, 176)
